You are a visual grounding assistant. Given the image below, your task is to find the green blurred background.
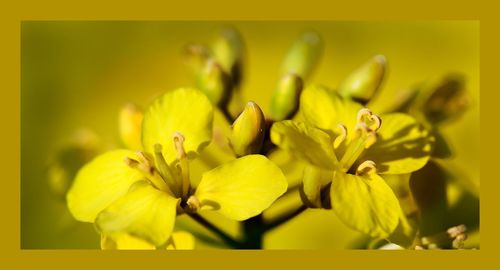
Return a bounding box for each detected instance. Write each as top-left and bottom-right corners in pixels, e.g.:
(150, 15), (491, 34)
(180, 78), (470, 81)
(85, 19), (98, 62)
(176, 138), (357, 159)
(21, 21), (479, 249)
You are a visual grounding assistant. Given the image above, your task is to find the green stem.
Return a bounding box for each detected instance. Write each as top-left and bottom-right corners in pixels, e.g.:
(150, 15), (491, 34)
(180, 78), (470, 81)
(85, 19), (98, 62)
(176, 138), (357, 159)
(188, 213), (242, 248)
(265, 204), (308, 231)
(242, 214), (265, 249)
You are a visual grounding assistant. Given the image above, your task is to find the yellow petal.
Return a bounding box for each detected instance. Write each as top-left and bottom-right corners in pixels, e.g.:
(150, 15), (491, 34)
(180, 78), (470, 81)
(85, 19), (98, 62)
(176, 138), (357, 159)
(362, 113), (433, 174)
(330, 172), (400, 238)
(96, 181), (179, 246)
(101, 233), (155, 250)
(66, 150), (143, 222)
(195, 155), (287, 221)
(300, 165), (333, 208)
(142, 88), (214, 163)
(300, 85), (362, 135)
(166, 231), (196, 250)
(271, 120), (337, 169)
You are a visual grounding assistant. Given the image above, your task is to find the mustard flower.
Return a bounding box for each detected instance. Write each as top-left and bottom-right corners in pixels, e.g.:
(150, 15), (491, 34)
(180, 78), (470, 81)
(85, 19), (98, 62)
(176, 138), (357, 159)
(271, 85), (433, 238)
(67, 88), (287, 248)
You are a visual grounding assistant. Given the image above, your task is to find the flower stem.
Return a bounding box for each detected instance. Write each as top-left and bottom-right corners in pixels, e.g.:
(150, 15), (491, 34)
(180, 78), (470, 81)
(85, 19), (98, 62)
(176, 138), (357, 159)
(265, 204), (308, 231)
(188, 213), (242, 248)
(221, 106), (234, 123)
(242, 214), (265, 249)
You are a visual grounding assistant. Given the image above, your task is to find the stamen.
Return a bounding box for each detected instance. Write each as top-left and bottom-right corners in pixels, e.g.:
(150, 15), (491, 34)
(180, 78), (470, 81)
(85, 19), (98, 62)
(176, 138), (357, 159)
(173, 132), (190, 200)
(173, 132), (187, 159)
(124, 157), (139, 168)
(364, 132), (377, 149)
(124, 155), (171, 194)
(339, 108), (382, 172)
(186, 195), (201, 213)
(356, 160), (377, 176)
(333, 124), (347, 149)
(154, 143), (180, 197)
(356, 108), (382, 131)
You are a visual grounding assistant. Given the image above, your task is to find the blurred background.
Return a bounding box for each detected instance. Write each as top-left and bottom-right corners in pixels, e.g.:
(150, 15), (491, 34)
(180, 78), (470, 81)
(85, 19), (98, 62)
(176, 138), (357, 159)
(21, 21), (479, 249)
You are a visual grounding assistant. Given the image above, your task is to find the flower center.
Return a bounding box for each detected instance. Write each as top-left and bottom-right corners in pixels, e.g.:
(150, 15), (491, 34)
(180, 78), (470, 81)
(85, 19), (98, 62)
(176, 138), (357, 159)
(336, 108), (381, 173)
(124, 132), (192, 200)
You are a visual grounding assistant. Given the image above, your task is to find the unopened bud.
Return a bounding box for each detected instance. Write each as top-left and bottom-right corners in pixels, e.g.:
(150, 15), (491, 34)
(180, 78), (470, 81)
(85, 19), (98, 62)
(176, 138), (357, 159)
(196, 59), (232, 107)
(281, 31), (323, 80)
(183, 43), (212, 76)
(421, 73), (468, 124)
(230, 101), (265, 156)
(269, 73), (304, 121)
(212, 27), (245, 87)
(338, 55), (386, 104)
(119, 103), (143, 150)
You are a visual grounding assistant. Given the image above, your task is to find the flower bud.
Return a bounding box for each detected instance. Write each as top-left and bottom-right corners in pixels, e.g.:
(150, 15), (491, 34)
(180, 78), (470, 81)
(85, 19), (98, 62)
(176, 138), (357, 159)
(47, 129), (100, 197)
(281, 31), (323, 80)
(269, 73), (304, 121)
(183, 43), (212, 76)
(420, 73), (468, 125)
(230, 101), (265, 157)
(338, 55), (386, 104)
(196, 59), (232, 107)
(119, 103), (143, 150)
(212, 27), (245, 87)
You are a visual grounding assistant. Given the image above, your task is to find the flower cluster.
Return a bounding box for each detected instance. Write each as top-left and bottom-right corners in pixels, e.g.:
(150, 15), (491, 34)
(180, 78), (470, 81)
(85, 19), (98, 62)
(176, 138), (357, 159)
(60, 27), (473, 249)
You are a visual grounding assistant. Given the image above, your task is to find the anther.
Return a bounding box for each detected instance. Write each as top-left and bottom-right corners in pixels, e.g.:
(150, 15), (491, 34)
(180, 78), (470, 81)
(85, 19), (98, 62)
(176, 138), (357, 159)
(356, 108), (382, 131)
(124, 157), (139, 167)
(186, 195), (201, 213)
(333, 124), (347, 149)
(173, 132), (187, 159)
(356, 160), (377, 176)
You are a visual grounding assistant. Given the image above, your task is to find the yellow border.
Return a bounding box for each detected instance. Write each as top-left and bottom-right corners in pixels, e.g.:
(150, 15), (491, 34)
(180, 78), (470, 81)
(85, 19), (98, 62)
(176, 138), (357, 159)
(2, 0), (496, 269)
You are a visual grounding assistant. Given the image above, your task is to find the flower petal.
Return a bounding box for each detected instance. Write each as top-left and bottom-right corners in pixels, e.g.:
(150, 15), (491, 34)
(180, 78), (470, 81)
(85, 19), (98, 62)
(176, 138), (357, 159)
(166, 231), (196, 250)
(362, 113), (433, 174)
(101, 233), (156, 250)
(195, 155), (287, 221)
(66, 150), (143, 222)
(270, 120), (337, 169)
(300, 85), (362, 134)
(142, 88), (214, 163)
(96, 181), (179, 246)
(300, 165), (333, 208)
(330, 172), (400, 238)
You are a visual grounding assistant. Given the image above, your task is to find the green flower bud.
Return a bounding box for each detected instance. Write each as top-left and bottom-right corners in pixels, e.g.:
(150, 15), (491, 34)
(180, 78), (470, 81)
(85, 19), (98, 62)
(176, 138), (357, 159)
(212, 27), (245, 87)
(196, 59), (232, 107)
(420, 73), (468, 125)
(269, 73), (304, 121)
(183, 43), (212, 76)
(338, 55), (386, 104)
(119, 103), (143, 150)
(47, 130), (100, 198)
(281, 31), (323, 80)
(230, 101), (266, 157)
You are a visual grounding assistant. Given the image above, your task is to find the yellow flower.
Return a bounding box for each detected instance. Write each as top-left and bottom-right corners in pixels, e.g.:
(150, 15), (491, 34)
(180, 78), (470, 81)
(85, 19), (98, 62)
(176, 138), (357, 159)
(66, 88), (287, 248)
(271, 85), (433, 238)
